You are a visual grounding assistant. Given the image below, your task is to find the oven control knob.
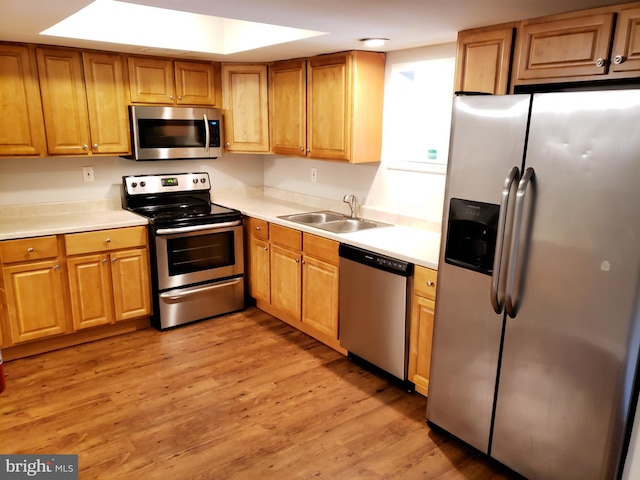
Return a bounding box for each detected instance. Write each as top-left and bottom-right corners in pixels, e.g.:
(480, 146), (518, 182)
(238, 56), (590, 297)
(200, 178), (206, 183)
(131, 182), (137, 188)
(192, 178), (198, 184)
(140, 181), (146, 187)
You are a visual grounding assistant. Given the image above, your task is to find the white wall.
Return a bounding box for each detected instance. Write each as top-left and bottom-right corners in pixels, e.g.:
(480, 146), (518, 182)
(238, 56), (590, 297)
(0, 154), (264, 205)
(264, 42), (456, 226)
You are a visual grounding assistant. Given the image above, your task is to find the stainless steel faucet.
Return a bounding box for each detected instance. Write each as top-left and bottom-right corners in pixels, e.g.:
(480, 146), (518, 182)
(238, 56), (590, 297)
(343, 194), (359, 218)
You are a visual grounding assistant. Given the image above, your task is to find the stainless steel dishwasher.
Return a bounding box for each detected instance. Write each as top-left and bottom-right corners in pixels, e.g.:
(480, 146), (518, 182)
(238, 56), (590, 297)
(339, 244), (414, 382)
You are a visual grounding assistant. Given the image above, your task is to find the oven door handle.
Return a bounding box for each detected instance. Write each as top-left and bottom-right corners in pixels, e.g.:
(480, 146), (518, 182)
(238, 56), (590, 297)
(155, 220), (242, 235)
(160, 278), (243, 302)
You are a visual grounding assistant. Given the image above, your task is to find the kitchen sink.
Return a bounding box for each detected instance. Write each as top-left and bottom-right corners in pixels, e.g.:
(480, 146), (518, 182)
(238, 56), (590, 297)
(278, 211), (391, 233)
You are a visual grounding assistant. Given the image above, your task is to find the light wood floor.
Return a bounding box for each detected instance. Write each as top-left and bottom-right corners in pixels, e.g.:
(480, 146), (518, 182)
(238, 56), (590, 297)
(0, 307), (520, 479)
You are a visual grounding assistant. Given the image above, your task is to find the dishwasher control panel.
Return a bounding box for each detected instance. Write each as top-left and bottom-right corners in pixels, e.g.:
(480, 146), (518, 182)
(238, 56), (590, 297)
(339, 244), (413, 276)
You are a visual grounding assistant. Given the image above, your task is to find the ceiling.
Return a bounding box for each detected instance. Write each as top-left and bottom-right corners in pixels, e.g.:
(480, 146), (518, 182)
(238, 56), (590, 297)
(0, 0), (626, 62)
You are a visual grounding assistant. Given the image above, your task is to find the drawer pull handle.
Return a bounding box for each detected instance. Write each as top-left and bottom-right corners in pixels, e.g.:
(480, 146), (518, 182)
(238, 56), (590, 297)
(27, 247), (34, 252)
(427, 281), (435, 287)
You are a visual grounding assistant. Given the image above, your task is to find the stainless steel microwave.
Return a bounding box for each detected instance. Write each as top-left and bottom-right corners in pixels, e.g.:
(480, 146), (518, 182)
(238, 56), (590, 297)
(125, 105), (223, 160)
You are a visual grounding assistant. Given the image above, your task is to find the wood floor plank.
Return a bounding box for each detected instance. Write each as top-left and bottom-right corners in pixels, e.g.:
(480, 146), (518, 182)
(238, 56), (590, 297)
(0, 307), (520, 479)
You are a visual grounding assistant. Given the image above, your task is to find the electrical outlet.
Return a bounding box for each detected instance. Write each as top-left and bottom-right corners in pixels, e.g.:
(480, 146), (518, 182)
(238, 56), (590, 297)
(311, 167), (318, 183)
(82, 166), (95, 183)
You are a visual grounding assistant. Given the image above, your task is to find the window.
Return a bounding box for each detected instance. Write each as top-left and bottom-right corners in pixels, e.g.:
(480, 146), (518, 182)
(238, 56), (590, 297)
(383, 57), (455, 174)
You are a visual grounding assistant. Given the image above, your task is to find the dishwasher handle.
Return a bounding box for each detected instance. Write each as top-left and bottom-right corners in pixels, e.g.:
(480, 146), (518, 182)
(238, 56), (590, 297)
(339, 244), (413, 277)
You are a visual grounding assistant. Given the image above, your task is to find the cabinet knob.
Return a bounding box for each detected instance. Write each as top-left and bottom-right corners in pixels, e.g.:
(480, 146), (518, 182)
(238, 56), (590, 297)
(93, 144), (99, 150)
(225, 142), (231, 147)
(82, 144), (88, 150)
(112, 257), (118, 262)
(105, 238), (111, 243)
(614, 55), (625, 65)
(300, 147), (305, 152)
(263, 246), (268, 251)
(178, 95), (183, 100)
(169, 95), (175, 100)
(306, 148), (310, 153)
(295, 258), (300, 263)
(427, 281), (435, 287)
(255, 226), (261, 230)
(53, 264), (60, 270)
(102, 258), (108, 263)
(595, 58), (606, 67)
(27, 247), (34, 253)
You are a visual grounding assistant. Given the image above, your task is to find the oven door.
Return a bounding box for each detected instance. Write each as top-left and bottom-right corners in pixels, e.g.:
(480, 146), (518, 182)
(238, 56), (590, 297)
(154, 221), (244, 291)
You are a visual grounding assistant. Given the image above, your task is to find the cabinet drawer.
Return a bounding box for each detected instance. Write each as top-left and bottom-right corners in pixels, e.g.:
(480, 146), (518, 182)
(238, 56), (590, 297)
(303, 233), (339, 265)
(270, 224), (302, 250)
(247, 217), (269, 240)
(414, 265), (437, 300)
(65, 226), (147, 256)
(0, 236), (58, 263)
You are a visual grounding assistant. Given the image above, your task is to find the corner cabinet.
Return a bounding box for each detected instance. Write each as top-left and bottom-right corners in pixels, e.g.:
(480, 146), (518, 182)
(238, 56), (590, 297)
(454, 25), (515, 95)
(221, 64), (270, 153)
(408, 265), (438, 397)
(246, 218), (343, 353)
(270, 51), (386, 163)
(36, 47), (130, 155)
(0, 44), (46, 157)
(127, 56), (222, 106)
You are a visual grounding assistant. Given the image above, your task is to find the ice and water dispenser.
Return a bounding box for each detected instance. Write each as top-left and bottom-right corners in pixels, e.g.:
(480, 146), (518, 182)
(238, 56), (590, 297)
(444, 198), (500, 275)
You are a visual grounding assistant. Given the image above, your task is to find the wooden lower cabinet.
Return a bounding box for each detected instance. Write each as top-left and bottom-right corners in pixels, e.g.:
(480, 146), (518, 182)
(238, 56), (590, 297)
(0, 226), (151, 359)
(408, 265), (438, 397)
(246, 218), (343, 353)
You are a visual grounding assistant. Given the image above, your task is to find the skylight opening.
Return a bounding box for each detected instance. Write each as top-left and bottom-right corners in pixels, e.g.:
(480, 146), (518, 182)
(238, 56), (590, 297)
(40, 0), (326, 55)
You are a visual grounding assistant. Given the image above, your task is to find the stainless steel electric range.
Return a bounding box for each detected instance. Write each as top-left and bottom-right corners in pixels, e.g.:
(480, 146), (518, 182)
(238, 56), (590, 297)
(122, 172), (245, 330)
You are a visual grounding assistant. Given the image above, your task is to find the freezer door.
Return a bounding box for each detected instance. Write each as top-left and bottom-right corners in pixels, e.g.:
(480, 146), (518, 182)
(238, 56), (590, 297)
(427, 94), (531, 452)
(491, 90), (640, 480)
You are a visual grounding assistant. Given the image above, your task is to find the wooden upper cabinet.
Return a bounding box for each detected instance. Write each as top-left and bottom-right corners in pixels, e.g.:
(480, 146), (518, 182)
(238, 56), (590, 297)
(0, 44), (46, 157)
(610, 6), (640, 74)
(36, 47), (91, 155)
(270, 59), (307, 156)
(454, 25), (515, 95)
(82, 51), (130, 154)
(128, 56), (221, 106)
(37, 47), (129, 156)
(221, 63), (270, 153)
(514, 13), (615, 81)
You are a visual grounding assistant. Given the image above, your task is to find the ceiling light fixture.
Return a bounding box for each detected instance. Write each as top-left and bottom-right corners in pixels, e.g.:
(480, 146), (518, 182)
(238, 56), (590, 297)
(360, 38), (389, 48)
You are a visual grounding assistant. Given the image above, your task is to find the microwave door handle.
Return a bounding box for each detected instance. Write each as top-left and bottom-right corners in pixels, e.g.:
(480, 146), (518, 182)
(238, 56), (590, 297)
(491, 166), (519, 314)
(203, 114), (210, 154)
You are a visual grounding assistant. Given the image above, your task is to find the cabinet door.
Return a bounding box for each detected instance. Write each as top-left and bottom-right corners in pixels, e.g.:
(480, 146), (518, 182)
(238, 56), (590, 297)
(36, 47), (91, 155)
(270, 59), (307, 156)
(249, 236), (271, 303)
(307, 54), (350, 161)
(270, 244), (301, 323)
(610, 7), (640, 74)
(67, 254), (114, 330)
(221, 64), (270, 152)
(3, 260), (67, 343)
(0, 44), (46, 157)
(455, 26), (514, 95)
(302, 255), (339, 339)
(408, 294), (435, 397)
(128, 56), (175, 104)
(515, 13), (614, 81)
(111, 248), (151, 321)
(175, 61), (221, 106)
(82, 51), (130, 154)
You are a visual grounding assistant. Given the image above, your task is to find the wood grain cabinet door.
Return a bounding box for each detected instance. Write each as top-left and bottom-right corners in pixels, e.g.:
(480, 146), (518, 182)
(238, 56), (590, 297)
(408, 294), (435, 397)
(128, 56), (175, 104)
(174, 61), (221, 106)
(270, 59), (307, 156)
(0, 44), (46, 157)
(67, 254), (114, 330)
(610, 6), (640, 74)
(221, 64), (270, 153)
(3, 260), (68, 344)
(36, 47), (91, 155)
(515, 13), (615, 81)
(111, 248), (151, 322)
(249, 236), (271, 304)
(455, 26), (514, 94)
(270, 244), (302, 324)
(82, 51), (130, 154)
(301, 255), (339, 340)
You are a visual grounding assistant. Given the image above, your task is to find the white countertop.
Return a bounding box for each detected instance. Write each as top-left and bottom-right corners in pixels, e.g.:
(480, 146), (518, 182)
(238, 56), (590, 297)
(0, 200), (148, 241)
(214, 192), (441, 270)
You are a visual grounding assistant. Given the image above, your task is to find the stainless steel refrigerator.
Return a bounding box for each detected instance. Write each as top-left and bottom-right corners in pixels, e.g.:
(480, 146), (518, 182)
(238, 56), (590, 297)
(427, 89), (640, 480)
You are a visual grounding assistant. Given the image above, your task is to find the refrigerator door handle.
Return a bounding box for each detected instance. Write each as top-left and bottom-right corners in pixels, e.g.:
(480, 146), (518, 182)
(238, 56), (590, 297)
(491, 166), (520, 314)
(505, 167), (535, 318)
